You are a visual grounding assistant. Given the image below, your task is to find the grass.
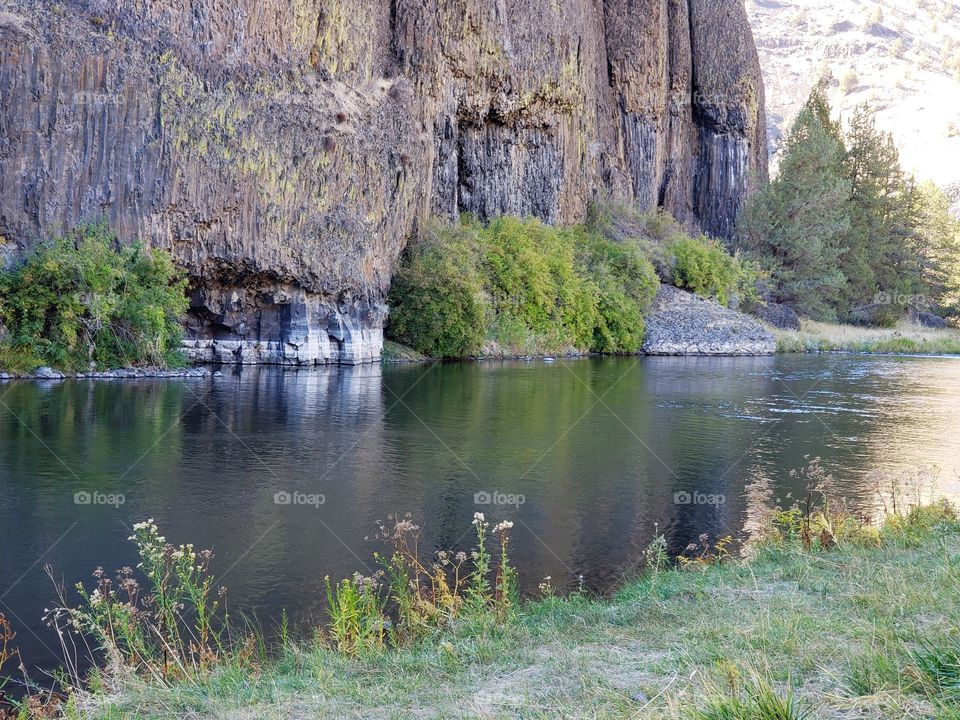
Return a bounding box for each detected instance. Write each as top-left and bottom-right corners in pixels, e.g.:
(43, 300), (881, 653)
(34, 502), (960, 720)
(380, 340), (428, 363)
(772, 319), (960, 355)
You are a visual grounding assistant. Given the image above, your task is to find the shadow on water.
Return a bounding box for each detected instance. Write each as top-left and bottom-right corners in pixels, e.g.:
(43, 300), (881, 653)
(2, 354), (960, 675)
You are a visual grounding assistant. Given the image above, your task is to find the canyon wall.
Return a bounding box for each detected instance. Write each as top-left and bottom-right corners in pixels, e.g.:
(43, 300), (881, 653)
(0, 0), (767, 364)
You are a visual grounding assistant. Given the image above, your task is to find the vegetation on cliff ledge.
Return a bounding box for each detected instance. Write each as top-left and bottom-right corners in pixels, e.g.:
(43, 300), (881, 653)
(0, 225), (189, 373)
(387, 210), (757, 359)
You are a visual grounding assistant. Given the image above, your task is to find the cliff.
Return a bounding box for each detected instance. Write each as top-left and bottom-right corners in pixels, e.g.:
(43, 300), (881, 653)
(0, 0), (767, 365)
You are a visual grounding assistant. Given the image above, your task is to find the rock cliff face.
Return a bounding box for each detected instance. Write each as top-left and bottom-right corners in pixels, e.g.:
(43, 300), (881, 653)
(0, 0), (766, 364)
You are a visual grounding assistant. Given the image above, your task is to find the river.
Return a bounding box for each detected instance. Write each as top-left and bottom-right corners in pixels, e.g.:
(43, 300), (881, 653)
(2, 354), (960, 677)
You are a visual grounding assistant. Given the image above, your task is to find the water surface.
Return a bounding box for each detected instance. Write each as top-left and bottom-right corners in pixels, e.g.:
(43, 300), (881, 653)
(2, 354), (960, 676)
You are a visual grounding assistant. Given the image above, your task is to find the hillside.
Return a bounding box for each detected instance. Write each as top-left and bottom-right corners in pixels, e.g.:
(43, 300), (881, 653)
(747, 0), (960, 190)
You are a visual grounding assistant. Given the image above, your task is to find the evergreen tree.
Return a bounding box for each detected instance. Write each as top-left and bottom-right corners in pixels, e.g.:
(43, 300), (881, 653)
(738, 87), (850, 320)
(915, 182), (960, 317)
(840, 104), (920, 320)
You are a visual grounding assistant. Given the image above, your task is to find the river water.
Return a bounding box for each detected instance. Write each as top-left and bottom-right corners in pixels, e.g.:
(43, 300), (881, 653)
(2, 354), (960, 676)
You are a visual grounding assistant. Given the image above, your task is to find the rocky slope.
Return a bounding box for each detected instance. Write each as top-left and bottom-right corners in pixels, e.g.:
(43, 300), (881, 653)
(747, 0), (960, 189)
(0, 0), (767, 364)
(642, 286), (776, 355)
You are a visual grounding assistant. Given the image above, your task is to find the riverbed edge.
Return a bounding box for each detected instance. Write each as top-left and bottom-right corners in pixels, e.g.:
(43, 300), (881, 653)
(51, 507), (960, 720)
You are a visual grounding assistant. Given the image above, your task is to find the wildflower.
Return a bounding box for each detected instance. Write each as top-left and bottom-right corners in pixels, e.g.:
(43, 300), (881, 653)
(473, 512), (485, 525)
(494, 520), (513, 534)
(455, 551), (467, 564)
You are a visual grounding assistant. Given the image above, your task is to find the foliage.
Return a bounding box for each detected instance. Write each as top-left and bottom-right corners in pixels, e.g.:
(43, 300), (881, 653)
(739, 81), (960, 325)
(572, 228), (659, 353)
(479, 216), (596, 352)
(388, 216), (660, 357)
(386, 223), (486, 358)
(915, 181), (960, 318)
(688, 672), (810, 720)
(909, 636), (960, 700)
(325, 512), (517, 655)
(0, 225), (188, 371)
(670, 235), (753, 307)
(677, 533), (735, 568)
(738, 80), (850, 320)
(772, 318), (960, 355)
(323, 574), (387, 655)
(47, 520), (227, 683)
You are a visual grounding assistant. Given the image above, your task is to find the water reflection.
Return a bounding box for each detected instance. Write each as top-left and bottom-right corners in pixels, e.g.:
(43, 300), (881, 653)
(2, 354), (960, 676)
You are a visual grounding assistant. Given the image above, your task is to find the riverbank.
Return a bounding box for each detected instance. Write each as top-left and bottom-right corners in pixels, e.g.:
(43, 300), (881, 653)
(29, 502), (960, 720)
(773, 319), (960, 355)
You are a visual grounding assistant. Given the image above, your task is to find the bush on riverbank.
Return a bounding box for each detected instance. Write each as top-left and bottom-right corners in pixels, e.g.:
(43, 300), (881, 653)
(0, 226), (189, 372)
(388, 216), (659, 357)
(388, 210), (757, 359)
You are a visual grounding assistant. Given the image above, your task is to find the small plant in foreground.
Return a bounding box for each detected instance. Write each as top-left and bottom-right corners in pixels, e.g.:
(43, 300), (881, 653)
(844, 648), (902, 697)
(678, 534), (734, 568)
(0, 614), (19, 714)
(323, 573), (387, 655)
(909, 636), (960, 700)
(47, 520), (227, 685)
(493, 520), (517, 615)
(688, 670), (810, 720)
(323, 512), (517, 653)
(645, 525), (669, 580)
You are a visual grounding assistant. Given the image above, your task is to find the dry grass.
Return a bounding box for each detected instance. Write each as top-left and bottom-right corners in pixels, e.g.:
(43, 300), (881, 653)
(773, 319), (960, 355)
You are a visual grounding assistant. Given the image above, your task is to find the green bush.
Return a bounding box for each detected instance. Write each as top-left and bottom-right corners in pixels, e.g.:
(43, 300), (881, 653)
(670, 234), (750, 307)
(389, 208), (764, 359)
(388, 216), (661, 358)
(387, 223), (487, 358)
(0, 225), (189, 371)
(480, 216), (596, 352)
(573, 229), (659, 353)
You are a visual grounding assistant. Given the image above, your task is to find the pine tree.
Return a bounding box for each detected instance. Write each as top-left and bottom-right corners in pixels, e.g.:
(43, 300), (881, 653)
(840, 105), (918, 320)
(915, 182), (960, 317)
(738, 88), (850, 320)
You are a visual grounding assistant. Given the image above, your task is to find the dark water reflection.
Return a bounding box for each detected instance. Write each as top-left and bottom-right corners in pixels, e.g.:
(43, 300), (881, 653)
(2, 355), (960, 675)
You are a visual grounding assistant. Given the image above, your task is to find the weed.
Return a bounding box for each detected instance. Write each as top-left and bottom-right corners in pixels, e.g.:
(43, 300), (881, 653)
(46, 520), (228, 687)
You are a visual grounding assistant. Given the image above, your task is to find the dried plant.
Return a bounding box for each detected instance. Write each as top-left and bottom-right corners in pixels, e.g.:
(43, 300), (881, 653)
(46, 520), (228, 689)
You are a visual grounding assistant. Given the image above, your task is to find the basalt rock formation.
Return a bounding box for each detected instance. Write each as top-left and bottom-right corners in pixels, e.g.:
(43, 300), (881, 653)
(0, 0), (767, 365)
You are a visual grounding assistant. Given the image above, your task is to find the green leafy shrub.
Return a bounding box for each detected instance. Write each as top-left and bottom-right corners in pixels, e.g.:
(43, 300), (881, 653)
(0, 225), (188, 371)
(386, 223), (486, 358)
(573, 229), (659, 353)
(480, 216), (596, 351)
(387, 215), (661, 358)
(670, 234), (752, 307)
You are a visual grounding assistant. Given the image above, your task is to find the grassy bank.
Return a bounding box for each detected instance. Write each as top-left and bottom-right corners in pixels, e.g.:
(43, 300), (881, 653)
(9, 494), (955, 719)
(773, 319), (960, 355)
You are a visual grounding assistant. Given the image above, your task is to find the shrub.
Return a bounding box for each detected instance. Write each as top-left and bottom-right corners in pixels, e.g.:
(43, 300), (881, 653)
(391, 209), (777, 358)
(480, 216), (596, 351)
(669, 234), (746, 307)
(573, 229), (659, 353)
(386, 223), (486, 358)
(48, 520), (227, 680)
(0, 225), (188, 371)
(388, 216), (660, 358)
